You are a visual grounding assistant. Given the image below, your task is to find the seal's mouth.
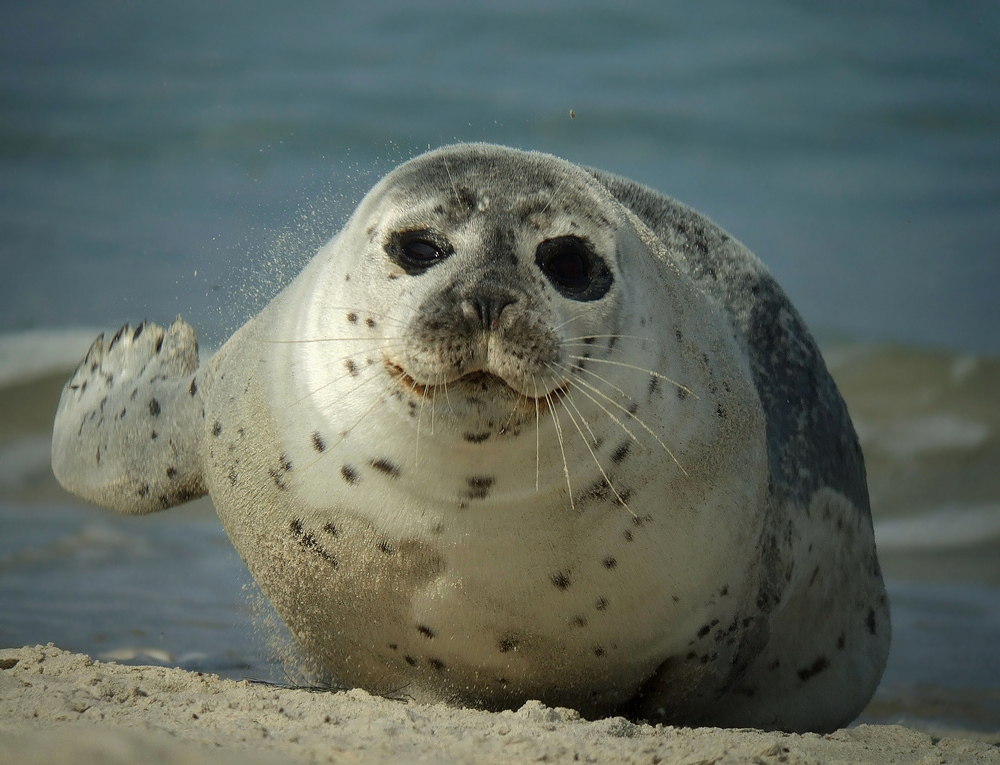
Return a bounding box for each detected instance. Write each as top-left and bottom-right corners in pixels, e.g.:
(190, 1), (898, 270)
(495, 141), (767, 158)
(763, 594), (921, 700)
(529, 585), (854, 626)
(385, 361), (568, 404)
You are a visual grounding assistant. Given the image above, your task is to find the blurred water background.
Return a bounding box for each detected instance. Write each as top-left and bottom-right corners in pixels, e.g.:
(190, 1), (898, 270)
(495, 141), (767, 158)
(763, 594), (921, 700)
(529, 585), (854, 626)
(1, 0), (998, 736)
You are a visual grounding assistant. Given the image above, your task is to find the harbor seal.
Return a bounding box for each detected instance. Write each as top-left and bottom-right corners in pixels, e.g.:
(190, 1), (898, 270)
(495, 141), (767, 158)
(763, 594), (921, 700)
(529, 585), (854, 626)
(51, 143), (890, 732)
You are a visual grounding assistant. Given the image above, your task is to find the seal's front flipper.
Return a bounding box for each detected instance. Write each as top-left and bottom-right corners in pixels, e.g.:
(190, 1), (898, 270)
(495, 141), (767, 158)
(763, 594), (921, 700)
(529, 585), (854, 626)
(52, 318), (208, 514)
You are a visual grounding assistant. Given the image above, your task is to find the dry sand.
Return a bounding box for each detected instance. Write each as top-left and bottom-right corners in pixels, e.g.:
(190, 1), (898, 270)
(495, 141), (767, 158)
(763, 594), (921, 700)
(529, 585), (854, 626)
(1, 645), (997, 765)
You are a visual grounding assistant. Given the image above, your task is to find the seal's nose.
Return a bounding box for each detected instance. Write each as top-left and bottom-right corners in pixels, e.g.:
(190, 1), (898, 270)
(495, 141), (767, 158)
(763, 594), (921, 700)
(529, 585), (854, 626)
(461, 290), (518, 330)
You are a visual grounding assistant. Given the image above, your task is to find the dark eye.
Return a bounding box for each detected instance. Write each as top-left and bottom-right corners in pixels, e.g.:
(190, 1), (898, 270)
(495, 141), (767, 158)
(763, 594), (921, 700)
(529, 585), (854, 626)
(387, 229), (453, 275)
(535, 236), (613, 301)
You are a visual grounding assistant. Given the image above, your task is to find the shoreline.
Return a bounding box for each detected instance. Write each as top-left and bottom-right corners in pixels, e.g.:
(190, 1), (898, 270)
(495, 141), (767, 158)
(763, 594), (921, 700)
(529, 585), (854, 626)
(2, 645), (996, 765)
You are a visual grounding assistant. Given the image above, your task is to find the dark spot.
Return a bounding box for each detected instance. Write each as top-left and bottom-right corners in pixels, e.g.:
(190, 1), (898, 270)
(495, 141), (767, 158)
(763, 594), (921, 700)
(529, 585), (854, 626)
(611, 442), (630, 464)
(346, 312), (358, 324)
(572, 615), (588, 628)
(463, 432), (491, 444)
(594, 647), (606, 658)
(623, 529), (633, 542)
(345, 359), (358, 377)
(428, 658), (445, 671)
(697, 624), (712, 638)
(809, 566), (820, 587)
(595, 597), (609, 611)
(132, 323), (145, 341)
(323, 523), (338, 536)
(290, 518), (303, 536)
(269, 468), (287, 490)
(189, 378), (198, 397)
(149, 398), (161, 417)
(154, 336), (163, 353)
(211, 421), (222, 437)
(378, 540), (394, 554)
(602, 556), (617, 570)
(627, 403), (639, 416)
(228, 467), (237, 486)
(676, 387), (688, 401)
(150, 430), (158, 440)
(499, 638), (519, 653)
(867, 608), (877, 635)
(648, 376), (660, 396)
(551, 572), (571, 590)
(340, 465), (359, 485)
(166, 467), (178, 479)
(716, 403), (726, 419)
(365, 318), (376, 328)
(466, 476), (494, 499)
(371, 458), (400, 478)
(312, 431), (326, 452)
(109, 325), (126, 349)
(404, 655), (417, 666)
(584, 478), (612, 503)
(388, 643), (397, 651)
(768, 659), (781, 671)
(417, 625), (435, 639)
(719, 586), (729, 597)
(837, 633), (846, 650)
(137, 484), (150, 498)
(797, 656), (830, 682)
(159, 494), (170, 509)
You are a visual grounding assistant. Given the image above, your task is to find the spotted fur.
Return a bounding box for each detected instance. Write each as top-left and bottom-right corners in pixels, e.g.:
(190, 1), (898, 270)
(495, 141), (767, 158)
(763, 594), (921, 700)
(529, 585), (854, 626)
(51, 144), (889, 733)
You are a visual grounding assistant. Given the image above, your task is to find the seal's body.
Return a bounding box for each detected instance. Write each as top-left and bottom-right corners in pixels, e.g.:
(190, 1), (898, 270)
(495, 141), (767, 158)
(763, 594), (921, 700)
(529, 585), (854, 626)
(52, 144), (889, 732)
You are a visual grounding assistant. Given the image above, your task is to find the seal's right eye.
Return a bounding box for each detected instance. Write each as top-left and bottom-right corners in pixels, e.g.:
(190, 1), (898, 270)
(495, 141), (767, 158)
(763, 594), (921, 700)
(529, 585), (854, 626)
(386, 229), (453, 275)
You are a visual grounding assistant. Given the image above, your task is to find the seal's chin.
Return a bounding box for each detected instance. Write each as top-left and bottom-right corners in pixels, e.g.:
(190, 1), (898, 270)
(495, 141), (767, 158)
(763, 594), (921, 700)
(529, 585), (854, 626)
(385, 361), (567, 406)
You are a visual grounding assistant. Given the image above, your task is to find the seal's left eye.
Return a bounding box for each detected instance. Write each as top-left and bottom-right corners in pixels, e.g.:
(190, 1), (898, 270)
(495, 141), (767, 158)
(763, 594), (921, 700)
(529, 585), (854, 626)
(404, 239), (442, 263)
(536, 236), (613, 301)
(387, 229), (453, 275)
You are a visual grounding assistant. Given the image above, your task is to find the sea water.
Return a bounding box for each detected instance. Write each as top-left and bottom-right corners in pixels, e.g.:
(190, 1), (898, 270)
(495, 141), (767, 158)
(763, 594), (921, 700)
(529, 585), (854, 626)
(1, 0), (998, 733)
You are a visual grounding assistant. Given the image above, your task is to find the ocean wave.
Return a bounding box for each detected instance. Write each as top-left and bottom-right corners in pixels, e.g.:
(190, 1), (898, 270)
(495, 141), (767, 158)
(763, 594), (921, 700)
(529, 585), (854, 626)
(854, 414), (991, 459)
(0, 435), (53, 490)
(0, 328), (100, 389)
(875, 504), (1000, 552)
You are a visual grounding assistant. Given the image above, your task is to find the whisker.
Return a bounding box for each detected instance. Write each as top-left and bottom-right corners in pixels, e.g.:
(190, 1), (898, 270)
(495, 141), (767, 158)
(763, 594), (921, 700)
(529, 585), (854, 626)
(553, 361), (688, 477)
(540, 177), (566, 215)
(566, 355), (698, 399)
(532, 376), (541, 491)
(557, 382), (636, 518)
(568, 363), (631, 402)
(413, 375), (425, 468)
(299, 392), (387, 474)
(444, 159), (461, 206)
(552, 310), (591, 333)
(287, 338), (407, 405)
(544, 387), (575, 511)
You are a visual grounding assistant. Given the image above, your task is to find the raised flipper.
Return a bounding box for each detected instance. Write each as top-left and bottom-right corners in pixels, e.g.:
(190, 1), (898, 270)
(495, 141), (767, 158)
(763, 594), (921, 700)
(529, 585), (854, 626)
(51, 318), (208, 514)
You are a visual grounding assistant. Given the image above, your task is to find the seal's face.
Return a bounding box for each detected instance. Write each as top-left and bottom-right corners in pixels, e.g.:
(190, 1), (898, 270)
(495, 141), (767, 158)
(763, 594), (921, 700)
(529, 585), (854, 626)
(348, 145), (633, 428)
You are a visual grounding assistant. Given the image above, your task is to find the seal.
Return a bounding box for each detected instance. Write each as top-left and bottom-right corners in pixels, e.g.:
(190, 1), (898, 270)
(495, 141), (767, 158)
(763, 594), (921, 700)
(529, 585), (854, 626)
(51, 143), (890, 733)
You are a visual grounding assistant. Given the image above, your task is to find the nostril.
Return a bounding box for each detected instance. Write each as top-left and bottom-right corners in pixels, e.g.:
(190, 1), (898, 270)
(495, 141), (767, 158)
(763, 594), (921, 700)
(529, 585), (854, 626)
(461, 293), (518, 329)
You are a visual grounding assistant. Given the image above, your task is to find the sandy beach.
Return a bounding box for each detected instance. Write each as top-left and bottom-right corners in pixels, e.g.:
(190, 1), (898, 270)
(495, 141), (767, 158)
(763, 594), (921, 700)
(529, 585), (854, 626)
(1, 645), (996, 765)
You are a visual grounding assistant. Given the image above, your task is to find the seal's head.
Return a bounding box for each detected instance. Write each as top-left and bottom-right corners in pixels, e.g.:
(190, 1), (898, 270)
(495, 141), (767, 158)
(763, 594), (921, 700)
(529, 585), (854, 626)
(296, 143), (682, 437)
